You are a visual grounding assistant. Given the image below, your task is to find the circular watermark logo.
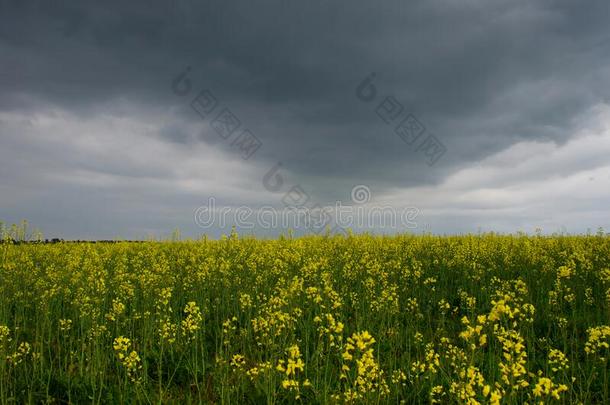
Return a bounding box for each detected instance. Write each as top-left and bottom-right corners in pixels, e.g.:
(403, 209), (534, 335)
(351, 185), (371, 204)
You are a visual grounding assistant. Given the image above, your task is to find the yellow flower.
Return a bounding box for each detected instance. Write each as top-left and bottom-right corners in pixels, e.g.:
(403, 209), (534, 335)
(113, 336), (141, 382)
(584, 325), (610, 360)
(7, 342), (31, 365)
(277, 344), (307, 398)
(59, 319), (72, 332)
(0, 325), (10, 343)
(532, 376), (568, 400)
(557, 266), (573, 279)
(341, 331), (389, 399)
(181, 301), (203, 341)
(548, 348), (569, 373)
(113, 336), (130, 357)
(230, 354), (246, 370)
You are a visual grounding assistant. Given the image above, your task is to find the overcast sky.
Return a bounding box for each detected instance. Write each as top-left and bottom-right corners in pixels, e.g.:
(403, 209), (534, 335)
(1, 0), (610, 239)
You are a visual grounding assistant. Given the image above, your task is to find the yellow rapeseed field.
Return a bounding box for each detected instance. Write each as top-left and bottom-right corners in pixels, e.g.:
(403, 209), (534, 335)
(0, 230), (609, 403)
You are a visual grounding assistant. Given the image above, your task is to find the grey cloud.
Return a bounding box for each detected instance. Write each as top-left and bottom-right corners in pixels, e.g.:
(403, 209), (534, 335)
(1, 0), (610, 237)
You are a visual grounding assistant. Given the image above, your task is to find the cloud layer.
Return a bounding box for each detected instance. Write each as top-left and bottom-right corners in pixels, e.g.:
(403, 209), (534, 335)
(1, 0), (609, 238)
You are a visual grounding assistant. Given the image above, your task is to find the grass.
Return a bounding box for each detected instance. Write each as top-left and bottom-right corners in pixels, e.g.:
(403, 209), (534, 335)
(0, 229), (609, 403)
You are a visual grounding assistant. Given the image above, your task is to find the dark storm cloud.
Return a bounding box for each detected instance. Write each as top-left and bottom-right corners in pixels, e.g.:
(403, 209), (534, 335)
(1, 0), (610, 236)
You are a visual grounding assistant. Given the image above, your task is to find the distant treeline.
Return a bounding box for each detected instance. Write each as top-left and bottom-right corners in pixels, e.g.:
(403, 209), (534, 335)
(0, 238), (147, 245)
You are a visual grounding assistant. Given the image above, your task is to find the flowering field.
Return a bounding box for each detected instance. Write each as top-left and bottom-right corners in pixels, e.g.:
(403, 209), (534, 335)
(0, 233), (609, 404)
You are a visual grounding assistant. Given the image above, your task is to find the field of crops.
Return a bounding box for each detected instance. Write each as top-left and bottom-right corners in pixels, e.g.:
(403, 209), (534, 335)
(0, 232), (609, 404)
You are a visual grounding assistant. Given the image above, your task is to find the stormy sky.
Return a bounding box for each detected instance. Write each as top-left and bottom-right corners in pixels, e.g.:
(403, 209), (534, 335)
(1, 0), (610, 239)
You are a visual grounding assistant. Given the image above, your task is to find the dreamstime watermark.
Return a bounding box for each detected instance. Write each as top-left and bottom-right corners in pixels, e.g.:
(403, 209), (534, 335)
(171, 65), (349, 235)
(172, 66), (263, 160)
(351, 184), (372, 204)
(194, 186), (418, 231)
(171, 67), (421, 235)
(356, 72), (447, 166)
